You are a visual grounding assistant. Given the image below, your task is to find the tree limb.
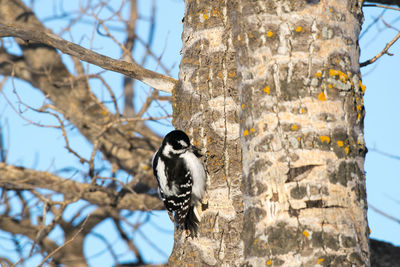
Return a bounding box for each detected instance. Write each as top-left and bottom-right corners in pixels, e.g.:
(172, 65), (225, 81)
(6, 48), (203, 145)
(0, 163), (163, 211)
(366, 0), (400, 7)
(0, 23), (177, 94)
(0, 0), (162, 189)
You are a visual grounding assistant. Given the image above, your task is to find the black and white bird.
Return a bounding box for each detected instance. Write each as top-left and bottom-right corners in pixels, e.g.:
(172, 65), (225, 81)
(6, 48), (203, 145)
(152, 130), (206, 236)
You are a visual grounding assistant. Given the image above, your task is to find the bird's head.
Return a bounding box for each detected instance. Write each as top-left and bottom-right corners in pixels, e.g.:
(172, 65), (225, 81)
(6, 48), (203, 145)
(161, 130), (191, 157)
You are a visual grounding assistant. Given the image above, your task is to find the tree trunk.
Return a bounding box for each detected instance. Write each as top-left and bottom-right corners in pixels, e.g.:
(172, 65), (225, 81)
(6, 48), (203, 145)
(230, 0), (369, 265)
(174, 0), (370, 266)
(170, 0), (243, 265)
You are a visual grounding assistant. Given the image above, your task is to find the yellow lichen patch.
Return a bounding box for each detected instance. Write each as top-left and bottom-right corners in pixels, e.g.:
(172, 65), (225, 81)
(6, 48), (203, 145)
(318, 92), (326, 101)
(267, 31), (274, 37)
(250, 128), (255, 133)
(303, 230), (310, 238)
(203, 14), (208, 20)
(243, 130), (249, 136)
(320, 136), (330, 144)
(295, 26), (303, 32)
(317, 258), (325, 264)
(264, 85), (270, 94)
(241, 103), (245, 109)
(291, 124), (299, 131)
(217, 71), (223, 80)
(248, 33), (254, 38)
(329, 69), (348, 82)
(357, 113), (361, 120)
(267, 259), (272, 265)
(336, 141), (344, 147)
(297, 137), (301, 142)
(228, 70), (236, 77)
(211, 8), (222, 18)
(345, 146), (350, 154)
(253, 238), (258, 245)
(359, 80), (366, 93)
(315, 72), (322, 78)
(327, 84), (333, 89)
(141, 165), (150, 171)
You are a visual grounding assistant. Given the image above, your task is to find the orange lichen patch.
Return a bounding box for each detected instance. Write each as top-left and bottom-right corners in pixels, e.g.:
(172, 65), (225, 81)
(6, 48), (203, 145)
(317, 258), (325, 264)
(356, 105), (362, 111)
(329, 69), (348, 82)
(295, 26), (303, 32)
(315, 72), (322, 78)
(299, 108), (306, 114)
(336, 140), (344, 147)
(267, 260), (272, 265)
(303, 230), (310, 238)
(241, 103), (245, 109)
(267, 31), (274, 37)
(217, 71), (223, 79)
(228, 70), (236, 77)
(203, 14), (208, 20)
(291, 124), (299, 131)
(264, 85), (270, 94)
(248, 33), (254, 38)
(243, 130), (249, 136)
(359, 80), (366, 93)
(357, 113), (361, 120)
(250, 128), (255, 133)
(318, 92), (327, 101)
(211, 8), (222, 18)
(345, 146), (350, 154)
(141, 165), (150, 171)
(320, 136), (330, 144)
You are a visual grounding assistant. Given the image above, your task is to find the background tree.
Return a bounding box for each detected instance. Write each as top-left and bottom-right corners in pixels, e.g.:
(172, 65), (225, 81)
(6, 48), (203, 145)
(0, 0), (400, 266)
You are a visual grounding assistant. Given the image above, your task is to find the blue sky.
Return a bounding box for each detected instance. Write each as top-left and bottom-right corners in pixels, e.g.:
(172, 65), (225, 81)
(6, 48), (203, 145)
(0, 1), (399, 265)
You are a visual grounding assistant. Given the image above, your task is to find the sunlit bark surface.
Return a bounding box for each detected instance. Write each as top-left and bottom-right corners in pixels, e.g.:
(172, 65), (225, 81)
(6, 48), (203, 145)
(231, 0), (369, 265)
(172, 0), (370, 266)
(171, 0), (243, 265)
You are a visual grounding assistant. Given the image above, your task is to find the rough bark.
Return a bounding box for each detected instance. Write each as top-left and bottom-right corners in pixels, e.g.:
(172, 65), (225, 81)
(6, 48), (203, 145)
(230, 0), (369, 265)
(171, 0), (373, 266)
(170, 0), (243, 265)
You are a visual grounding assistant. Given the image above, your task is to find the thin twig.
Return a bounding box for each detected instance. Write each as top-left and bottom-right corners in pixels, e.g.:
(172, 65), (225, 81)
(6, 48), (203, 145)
(360, 24), (400, 67)
(369, 203), (400, 224)
(363, 3), (400, 12)
(38, 214), (91, 266)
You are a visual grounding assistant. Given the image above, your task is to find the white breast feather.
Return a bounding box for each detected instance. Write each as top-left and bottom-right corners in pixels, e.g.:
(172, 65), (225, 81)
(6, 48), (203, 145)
(154, 156), (177, 196)
(180, 151), (206, 202)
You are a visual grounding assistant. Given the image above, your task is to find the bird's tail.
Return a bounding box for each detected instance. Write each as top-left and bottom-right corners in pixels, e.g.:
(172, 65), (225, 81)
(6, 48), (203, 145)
(184, 205), (200, 237)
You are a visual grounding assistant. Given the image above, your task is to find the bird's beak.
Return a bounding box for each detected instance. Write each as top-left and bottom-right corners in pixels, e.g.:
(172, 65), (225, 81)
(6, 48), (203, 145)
(191, 145), (203, 157)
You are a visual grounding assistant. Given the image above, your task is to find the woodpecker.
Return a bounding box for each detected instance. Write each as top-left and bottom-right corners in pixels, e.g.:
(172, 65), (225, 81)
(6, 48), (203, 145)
(152, 130), (206, 236)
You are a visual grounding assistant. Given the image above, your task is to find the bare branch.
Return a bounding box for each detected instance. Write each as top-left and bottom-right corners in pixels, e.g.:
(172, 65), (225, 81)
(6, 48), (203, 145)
(364, 3), (400, 11)
(0, 163), (163, 211)
(365, 0), (400, 8)
(369, 203), (400, 224)
(0, 24), (177, 93)
(360, 24), (400, 67)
